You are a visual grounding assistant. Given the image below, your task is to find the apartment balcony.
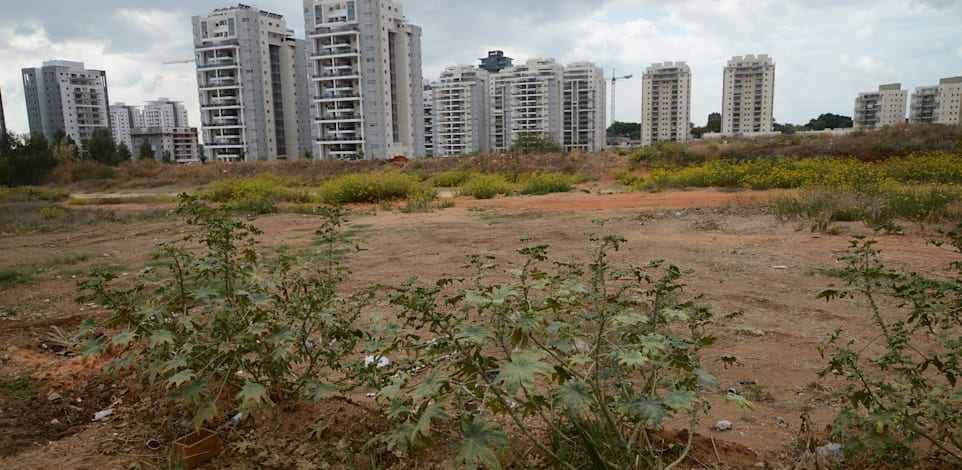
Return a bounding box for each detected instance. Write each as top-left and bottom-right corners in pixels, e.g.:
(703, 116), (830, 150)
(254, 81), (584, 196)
(311, 71), (360, 80)
(316, 136), (365, 144)
(311, 48), (359, 58)
(204, 124), (245, 130)
(308, 26), (360, 38)
(200, 82), (240, 90)
(197, 62), (238, 70)
(316, 114), (362, 123)
(195, 42), (240, 52)
(313, 93), (362, 103)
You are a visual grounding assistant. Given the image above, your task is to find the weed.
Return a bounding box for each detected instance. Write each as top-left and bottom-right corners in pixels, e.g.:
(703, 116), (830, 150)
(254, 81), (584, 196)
(315, 172), (420, 204)
(460, 173), (514, 199)
(0, 268), (34, 290)
(0, 375), (41, 406)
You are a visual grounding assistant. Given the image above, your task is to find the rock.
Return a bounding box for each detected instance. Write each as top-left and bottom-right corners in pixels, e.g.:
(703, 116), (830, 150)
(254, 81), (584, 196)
(817, 443), (845, 463)
(714, 420), (733, 431)
(92, 408), (114, 422)
(50, 418), (60, 425)
(47, 392), (63, 402)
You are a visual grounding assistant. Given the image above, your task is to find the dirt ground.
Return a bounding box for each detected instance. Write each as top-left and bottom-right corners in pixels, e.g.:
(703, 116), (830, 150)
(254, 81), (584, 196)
(0, 186), (953, 468)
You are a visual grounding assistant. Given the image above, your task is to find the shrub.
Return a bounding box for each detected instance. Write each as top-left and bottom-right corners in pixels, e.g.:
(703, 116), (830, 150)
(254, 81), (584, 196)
(0, 186), (70, 202)
(75, 196), (374, 430)
(37, 206), (67, 219)
(517, 172), (577, 195)
(315, 172), (420, 204)
(430, 169), (476, 188)
(401, 186), (439, 213)
(818, 229), (962, 467)
(460, 173), (514, 199)
(200, 174), (307, 213)
(373, 235), (733, 469)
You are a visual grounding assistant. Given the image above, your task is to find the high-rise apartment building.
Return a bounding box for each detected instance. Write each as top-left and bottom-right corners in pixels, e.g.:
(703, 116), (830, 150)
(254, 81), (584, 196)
(422, 82), (434, 156)
(0, 86), (7, 136)
(143, 98), (190, 128)
(303, 0), (424, 160)
(909, 85), (939, 124)
(721, 54), (775, 134)
(935, 77), (962, 125)
(21, 60), (110, 147)
(641, 62), (691, 146)
(489, 59), (564, 152)
(479, 50), (513, 74)
(432, 65), (489, 156)
(562, 62), (606, 152)
(131, 127), (201, 163)
(853, 84), (906, 130)
(109, 103), (145, 151)
(192, 5), (311, 162)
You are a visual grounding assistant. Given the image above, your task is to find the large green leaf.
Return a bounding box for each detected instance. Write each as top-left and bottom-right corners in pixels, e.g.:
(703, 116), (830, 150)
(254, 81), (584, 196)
(497, 350), (554, 396)
(664, 389), (698, 412)
(625, 397), (666, 427)
(553, 381), (593, 415)
(453, 415), (509, 470)
(618, 350), (649, 369)
(490, 285), (517, 306)
(148, 329), (176, 347)
(166, 369), (196, 390)
(412, 370), (446, 402)
(236, 381), (275, 416)
(110, 330), (137, 347)
(191, 400), (218, 430)
(411, 403), (448, 444)
(303, 379), (338, 402)
(456, 324), (495, 345)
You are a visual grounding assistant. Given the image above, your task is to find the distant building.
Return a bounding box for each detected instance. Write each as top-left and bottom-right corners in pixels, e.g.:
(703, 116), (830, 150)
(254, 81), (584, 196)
(479, 50), (513, 74)
(853, 83), (906, 130)
(489, 59), (565, 152)
(935, 77), (962, 125)
(422, 82), (434, 156)
(721, 54), (775, 134)
(641, 61), (691, 145)
(0, 86), (7, 135)
(109, 103), (145, 151)
(130, 127), (201, 163)
(909, 85), (939, 124)
(303, 0), (424, 159)
(563, 62), (606, 152)
(432, 65), (490, 156)
(192, 4), (311, 162)
(143, 98), (190, 128)
(21, 60), (110, 148)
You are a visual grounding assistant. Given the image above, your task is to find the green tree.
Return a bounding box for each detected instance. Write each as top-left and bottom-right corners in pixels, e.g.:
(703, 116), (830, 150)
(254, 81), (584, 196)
(509, 132), (563, 155)
(138, 139), (155, 161)
(83, 127), (117, 165)
(161, 150), (173, 164)
(51, 135), (79, 162)
(0, 132), (56, 186)
(806, 113), (853, 130)
(706, 112), (721, 132)
(606, 121), (640, 140)
(115, 142), (132, 163)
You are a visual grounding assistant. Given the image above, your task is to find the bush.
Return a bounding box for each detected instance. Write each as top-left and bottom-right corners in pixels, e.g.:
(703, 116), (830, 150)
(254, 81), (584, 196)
(430, 169), (476, 188)
(517, 172), (578, 195)
(315, 172), (420, 204)
(460, 173), (514, 199)
(818, 229), (962, 467)
(374, 235), (734, 469)
(75, 196), (374, 430)
(0, 186), (70, 202)
(200, 174), (307, 213)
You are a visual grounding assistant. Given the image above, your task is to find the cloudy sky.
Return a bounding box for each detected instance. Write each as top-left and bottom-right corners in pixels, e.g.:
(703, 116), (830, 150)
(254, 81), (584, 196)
(1, 0), (960, 136)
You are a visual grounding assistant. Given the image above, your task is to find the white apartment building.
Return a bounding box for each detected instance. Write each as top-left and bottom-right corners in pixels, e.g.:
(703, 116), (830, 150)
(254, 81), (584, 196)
(721, 55), (775, 134)
(22, 60), (110, 148)
(143, 98), (190, 128)
(563, 62), (606, 152)
(131, 127), (201, 163)
(853, 83), (906, 130)
(489, 59), (565, 152)
(935, 77), (962, 125)
(422, 82), (434, 156)
(432, 65), (489, 156)
(109, 103), (145, 151)
(641, 62), (691, 146)
(909, 85), (939, 124)
(192, 5), (311, 162)
(303, 0), (424, 160)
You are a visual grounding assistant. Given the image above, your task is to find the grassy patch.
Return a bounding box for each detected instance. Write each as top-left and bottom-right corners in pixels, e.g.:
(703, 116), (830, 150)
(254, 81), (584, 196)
(67, 194), (178, 205)
(460, 173), (515, 199)
(0, 375), (41, 407)
(0, 268), (35, 290)
(200, 174), (309, 213)
(315, 172), (421, 204)
(516, 172), (579, 195)
(0, 186), (70, 202)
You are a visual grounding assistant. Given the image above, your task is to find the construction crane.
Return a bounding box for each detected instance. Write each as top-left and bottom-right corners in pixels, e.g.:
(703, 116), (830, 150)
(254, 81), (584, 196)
(162, 59), (194, 65)
(606, 69), (634, 126)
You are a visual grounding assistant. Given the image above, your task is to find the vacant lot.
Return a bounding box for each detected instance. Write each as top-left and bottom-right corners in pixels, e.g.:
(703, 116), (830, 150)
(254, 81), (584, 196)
(0, 187), (950, 468)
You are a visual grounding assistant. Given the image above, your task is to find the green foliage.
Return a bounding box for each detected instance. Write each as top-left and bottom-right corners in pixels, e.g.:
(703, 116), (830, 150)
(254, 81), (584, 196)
(200, 174), (308, 213)
(430, 169), (476, 188)
(315, 172), (421, 204)
(460, 173), (514, 199)
(116, 142), (132, 164)
(75, 195), (374, 429)
(137, 139), (154, 161)
(509, 133), (564, 155)
(517, 172), (578, 195)
(0, 131), (57, 186)
(0, 375), (41, 406)
(0, 186), (70, 202)
(400, 186), (439, 213)
(83, 128), (120, 165)
(818, 230), (962, 467)
(0, 268), (35, 290)
(374, 235), (722, 469)
(805, 113), (853, 131)
(629, 142), (710, 167)
(607, 122), (640, 140)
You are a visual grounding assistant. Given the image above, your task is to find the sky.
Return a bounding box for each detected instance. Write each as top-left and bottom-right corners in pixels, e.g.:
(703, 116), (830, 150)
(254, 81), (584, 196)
(1, 0), (961, 136)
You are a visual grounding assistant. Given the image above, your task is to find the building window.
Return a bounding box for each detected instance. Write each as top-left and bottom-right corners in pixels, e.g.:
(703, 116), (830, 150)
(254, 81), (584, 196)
(314, 5), (323, 25)
(201, 21), (208, 38)
(228, 18), (236, 37)
(347, 1), (356, 21)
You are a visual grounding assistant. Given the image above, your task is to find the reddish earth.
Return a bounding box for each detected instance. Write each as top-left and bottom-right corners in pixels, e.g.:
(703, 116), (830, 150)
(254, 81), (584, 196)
(0, 186), (951, 468)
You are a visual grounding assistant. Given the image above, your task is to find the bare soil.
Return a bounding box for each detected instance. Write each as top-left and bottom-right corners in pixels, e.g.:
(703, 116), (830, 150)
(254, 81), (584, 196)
(0, 186), (951, 468)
